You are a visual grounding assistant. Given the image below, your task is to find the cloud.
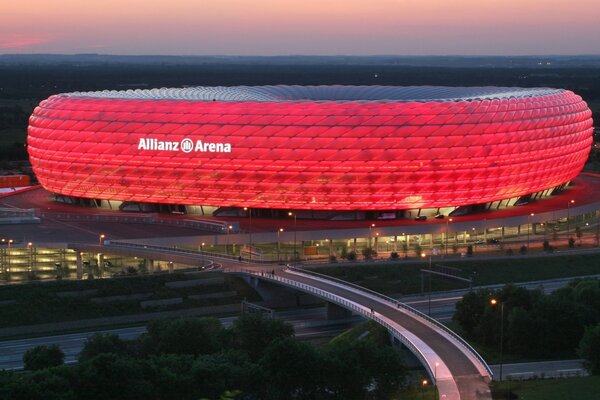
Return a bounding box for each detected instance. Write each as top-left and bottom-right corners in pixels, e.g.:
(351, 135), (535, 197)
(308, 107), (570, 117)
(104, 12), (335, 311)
(0, 34), (51, 50)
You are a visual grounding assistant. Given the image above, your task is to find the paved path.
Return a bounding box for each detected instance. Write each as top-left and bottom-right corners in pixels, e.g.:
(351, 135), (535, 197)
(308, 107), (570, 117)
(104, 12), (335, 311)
(491, 359), (587, 380)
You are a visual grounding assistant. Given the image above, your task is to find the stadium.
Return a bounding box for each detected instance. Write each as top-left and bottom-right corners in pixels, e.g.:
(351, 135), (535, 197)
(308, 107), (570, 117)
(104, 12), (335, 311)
(27, 86), (593, 219)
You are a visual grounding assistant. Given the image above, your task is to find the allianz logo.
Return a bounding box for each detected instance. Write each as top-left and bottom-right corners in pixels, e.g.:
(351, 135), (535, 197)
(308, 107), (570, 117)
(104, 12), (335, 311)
(137, 138), (232, 153)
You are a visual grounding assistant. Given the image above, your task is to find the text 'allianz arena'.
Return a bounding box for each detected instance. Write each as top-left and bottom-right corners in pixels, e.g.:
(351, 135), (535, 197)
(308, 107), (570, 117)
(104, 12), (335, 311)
(27, 86), (593, 210)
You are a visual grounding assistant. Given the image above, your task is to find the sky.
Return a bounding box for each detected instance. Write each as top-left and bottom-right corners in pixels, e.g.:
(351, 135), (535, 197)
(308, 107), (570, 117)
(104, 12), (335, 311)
(1, 0), (599, 55)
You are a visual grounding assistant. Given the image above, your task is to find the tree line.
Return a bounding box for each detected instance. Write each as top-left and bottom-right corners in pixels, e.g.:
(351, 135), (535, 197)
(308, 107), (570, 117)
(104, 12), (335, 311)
(453, 278), (600, 373)
(0, 315), (407, 400)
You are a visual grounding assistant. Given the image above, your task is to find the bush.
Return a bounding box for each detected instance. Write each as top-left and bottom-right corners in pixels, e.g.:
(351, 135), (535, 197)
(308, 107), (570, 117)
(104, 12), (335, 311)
(506, 248), (514, 255)
(361, 247), (377, 260)
(519, 245), (528, 255)
(79, 333), (129, 363)
(466, 245), (473, 257)
(578, 323), (600, 375)
(347, 251), (357, 261)
(569, 237), (576, 248)
(23, 345), (65, 371)
(390, 252), (399, 259)
(329, 255), (337, 263)
(543, 240), (554, 252)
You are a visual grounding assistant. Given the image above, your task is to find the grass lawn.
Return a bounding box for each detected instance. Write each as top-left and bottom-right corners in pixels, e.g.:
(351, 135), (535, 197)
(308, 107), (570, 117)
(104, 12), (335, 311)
(491, 376), (600, 400)
(310, 253), (600, 296)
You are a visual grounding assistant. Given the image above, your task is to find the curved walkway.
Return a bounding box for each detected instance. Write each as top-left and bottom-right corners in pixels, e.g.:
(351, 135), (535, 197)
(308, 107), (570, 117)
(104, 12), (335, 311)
(232, 264), (492, 400)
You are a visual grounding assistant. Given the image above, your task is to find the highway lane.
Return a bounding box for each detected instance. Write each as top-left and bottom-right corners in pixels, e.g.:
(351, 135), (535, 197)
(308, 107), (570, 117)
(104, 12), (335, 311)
(490, 359), (587, 380)
(0, 308), (362, 371)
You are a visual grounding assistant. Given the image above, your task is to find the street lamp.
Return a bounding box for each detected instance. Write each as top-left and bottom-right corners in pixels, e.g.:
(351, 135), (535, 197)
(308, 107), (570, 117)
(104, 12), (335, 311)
(567, 199), (575, 237)
(226, 225), (233, 255)
(421, 252), (433, 315)
(435, 362), (439, 384)
(421, 379), (428, 400)
(490, 298), (505, 382)
(244, 207), (252, 261)
(99, 234), (105, 246)
(27, 242), (33, 273)
(315, 242), (320, 255)
(445, 218), (453, 256)
(277, 228), (284, 262)
(288, 212), (297, 265)
(7, 239), (13, 274)
(527, 213), (534, 249)
(369, 223), (375, 245)
(201, 242), (205, 269)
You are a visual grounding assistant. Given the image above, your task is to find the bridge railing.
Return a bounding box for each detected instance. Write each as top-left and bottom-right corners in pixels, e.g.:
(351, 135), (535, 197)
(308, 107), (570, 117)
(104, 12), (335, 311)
(287, 265), (493, 379)
(239, 268), (436, 383)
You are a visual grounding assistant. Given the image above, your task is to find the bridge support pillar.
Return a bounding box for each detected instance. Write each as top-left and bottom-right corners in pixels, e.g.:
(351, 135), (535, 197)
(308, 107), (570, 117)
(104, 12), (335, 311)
(326, 302), (353, 320)
(145, 259), (154, 274)
(76, 252), (83, 280)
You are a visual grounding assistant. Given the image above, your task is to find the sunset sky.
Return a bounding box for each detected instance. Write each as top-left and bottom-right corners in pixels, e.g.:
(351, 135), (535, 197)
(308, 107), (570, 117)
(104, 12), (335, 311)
(1, 0), (599, 55)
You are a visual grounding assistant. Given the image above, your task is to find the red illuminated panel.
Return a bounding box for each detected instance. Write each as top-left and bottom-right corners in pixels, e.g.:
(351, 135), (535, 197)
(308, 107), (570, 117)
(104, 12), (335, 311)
(27, 87), (594, 210)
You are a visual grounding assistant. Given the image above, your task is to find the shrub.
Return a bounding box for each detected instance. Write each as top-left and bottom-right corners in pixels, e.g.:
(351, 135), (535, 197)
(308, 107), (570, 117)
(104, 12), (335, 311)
(390, 252), (399, 259)
(23, 345), (65, 371)
(568, 237), (576, 248)
(519, 245), (528, 255)
(347, 251), (357, 261)
(466, 245), (473, 257)
(329, 255), (337, 263)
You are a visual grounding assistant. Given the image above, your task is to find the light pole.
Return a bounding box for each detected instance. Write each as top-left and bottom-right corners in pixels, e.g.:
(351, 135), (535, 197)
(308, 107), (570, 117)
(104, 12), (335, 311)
(244, 207), (252, 261)
(277, 228), (283, 263)
(315, 242), (320, 255)
(527, 213), (534, 249)
(434, 362), (439, 385)
(201, 242), (205, 269)
(445, 218), (453, 256)
(226, 225), (233, 256)
(421, 379), (428, 400)
(99, 234), (105, 246)
(288, 212), (297, 265)
(567, 199), (575, 237)
(421, 252), (433, 316)
(491, 298), (505, 382)
(7, 239), (13, 274)
(27, 242), (33, 273)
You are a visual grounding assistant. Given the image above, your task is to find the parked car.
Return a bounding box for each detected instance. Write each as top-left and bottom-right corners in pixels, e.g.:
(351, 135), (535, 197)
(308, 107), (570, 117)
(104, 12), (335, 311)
(434, 214), (445, 219)
(414, 215), (427, 221)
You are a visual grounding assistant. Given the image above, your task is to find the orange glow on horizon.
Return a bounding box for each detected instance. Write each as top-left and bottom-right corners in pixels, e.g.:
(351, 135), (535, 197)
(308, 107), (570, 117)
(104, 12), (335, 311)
(1, 0), (599, 55)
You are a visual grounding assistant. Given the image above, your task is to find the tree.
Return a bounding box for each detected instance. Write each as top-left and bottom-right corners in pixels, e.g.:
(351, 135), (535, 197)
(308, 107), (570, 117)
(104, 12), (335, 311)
(543, 240), (553, 252)
(569, 237), (576, 248)
(347, 251), (357, 261)
(259, 337), (325, 399)
(575, 226), (583, 244)
(578, 323), (600, 375)
(519, 245), (527, 255)
(23, 345), (64, 371)
(142, 317), (226, 356)
(229, 314), (294, 360)
(75, 354), (153, 400)
(453, 290), (491, 336)
(78, 332), (129, 363)
(390, 251), (399, 259)
(361, 247), (377, 260)
(466, 244), (473, 257)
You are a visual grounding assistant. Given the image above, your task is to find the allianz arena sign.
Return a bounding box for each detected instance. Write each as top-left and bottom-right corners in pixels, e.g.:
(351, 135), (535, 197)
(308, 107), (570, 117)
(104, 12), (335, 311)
(137, 137), (232, 153)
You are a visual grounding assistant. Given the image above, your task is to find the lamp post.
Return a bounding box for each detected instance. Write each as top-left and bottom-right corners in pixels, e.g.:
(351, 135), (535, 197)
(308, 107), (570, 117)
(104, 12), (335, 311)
(27, 242), (33, 273)
(288, 212), (297, 265)
(445, 218), (453, 256)
(201, 242), (205, 269)
(99, 234), (105, 246)
(421, 252), (433, 316)
(421, 379), (428, 400)
(277, 228), (283, 263)
(434, 362), (439, 385)
(567, 199), (575, 237)
(369, 223), (375, 248)
(7, 239), (13, 274)
(244, 207), (252, 261)
(226, 225), (233, 256)
(527, 213), (534, 249)
(490, 298), (505, 382)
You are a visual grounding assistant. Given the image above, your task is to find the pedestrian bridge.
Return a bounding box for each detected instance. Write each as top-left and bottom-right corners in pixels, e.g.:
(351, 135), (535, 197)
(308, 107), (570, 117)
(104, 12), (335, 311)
(234, 266), (492, 400)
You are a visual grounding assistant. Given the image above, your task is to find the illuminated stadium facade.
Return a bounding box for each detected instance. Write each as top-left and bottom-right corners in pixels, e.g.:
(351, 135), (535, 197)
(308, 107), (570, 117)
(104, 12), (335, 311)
(27, 86), (593, 218)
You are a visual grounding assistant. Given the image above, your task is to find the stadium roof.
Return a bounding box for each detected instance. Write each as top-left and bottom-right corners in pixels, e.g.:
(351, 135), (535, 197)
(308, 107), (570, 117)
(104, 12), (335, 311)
(64, 85), (564, 103)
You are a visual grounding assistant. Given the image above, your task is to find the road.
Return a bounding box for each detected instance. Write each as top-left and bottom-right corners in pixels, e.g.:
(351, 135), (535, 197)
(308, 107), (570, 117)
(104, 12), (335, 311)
(0, 308), (361, 371)
(490, 359), (587, 380)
